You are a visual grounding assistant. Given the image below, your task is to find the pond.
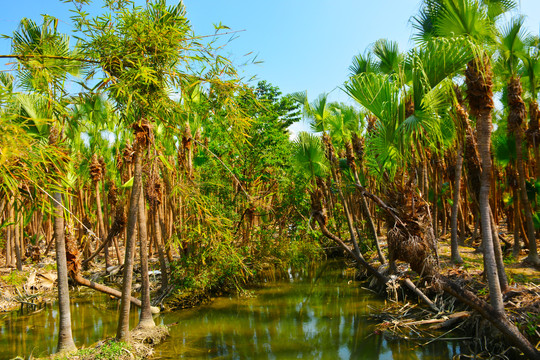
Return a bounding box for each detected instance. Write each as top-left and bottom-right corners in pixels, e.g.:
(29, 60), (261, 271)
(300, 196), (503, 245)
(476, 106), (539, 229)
(0, 262), (463, 359)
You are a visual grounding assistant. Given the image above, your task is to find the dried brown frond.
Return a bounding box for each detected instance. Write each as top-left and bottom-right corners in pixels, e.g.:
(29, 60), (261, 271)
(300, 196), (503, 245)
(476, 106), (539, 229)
(322, 133), (337, 165)
(507, 77), (526, 133)
(65, 222), (81, 278)
(455, 102), (469, 131)
(132, 118), (153, 148)
(82, 217), (92, 236)
(89, 154), (102, 183)
(145, 166), (162, 207)
(107, 182), (118, 208)
(366, 114), (377, 135)
(99, 156), (107, 179)
(310, 186), (327, 227)
(465, 56), (494, 119)
(182, 122), (193, 151)
(385, 180), (439, 280)
(351, 133), (365, 165)
(405, 96), (414, 119)
(48, 124), (60, 145)
(110, 206), (127, 238)
(345, 140), (357, 174)
(526, 101), (540, 146)
(122, 141), (134, 165)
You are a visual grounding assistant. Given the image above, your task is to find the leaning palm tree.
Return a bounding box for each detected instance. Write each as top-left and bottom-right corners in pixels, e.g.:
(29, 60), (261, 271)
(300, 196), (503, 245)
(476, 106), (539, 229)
(412, 1), (540, 357)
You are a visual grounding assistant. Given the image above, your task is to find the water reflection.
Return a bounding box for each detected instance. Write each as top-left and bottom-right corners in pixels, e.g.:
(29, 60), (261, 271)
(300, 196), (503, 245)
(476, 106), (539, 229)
(0, 262), (461, 360)
(156, 263), (460, 359)
(0, 291), (139, 359)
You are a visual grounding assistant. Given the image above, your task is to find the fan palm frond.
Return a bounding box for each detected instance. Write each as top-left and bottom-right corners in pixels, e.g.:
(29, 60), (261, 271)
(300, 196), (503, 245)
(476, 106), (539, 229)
(292, 132), (329, 180)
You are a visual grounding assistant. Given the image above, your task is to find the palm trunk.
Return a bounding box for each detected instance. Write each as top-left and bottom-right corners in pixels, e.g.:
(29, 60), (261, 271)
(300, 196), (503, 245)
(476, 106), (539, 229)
(513, 185), (521, 257)
(136, 183), (155, 329)
(466, 56), (504, 314)
(154, 206), (169, 295)
(509, 77), (540, 265)
(116, 147), (143, 342)
(451, 138), (464, 263)
(52, 190), (77, 353)
(94, 181), (109, 269)
(490, 209), (508, 292)
(516, 127), (540, 265)
(6, 202), (12, 267)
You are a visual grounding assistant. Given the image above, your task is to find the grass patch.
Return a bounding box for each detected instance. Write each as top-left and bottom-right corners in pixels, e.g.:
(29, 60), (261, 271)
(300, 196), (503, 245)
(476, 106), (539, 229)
(66, 340), (133, 360)
(1, 270), (27, 286)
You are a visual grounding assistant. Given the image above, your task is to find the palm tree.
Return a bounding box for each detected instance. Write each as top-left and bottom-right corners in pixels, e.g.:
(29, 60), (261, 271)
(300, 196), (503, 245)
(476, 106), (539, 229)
(522, 36), (540, 179)
(497, 16), (540, 265)
(413, 0), (507, 312)
(412, 1), (540, 357)
(292, 132), (329, 182)
(291, 92), (333, 133)
(73, 0), (204, 340)
(8, 15), (80, 354)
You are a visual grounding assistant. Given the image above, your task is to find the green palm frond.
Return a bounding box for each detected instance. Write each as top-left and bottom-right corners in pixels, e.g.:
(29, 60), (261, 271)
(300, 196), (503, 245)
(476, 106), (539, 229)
(497, 16), (527, 76)
(483, 0), (517, 20)
(292, 132), (329, 180)
(344, 72), (400, 122)
(407, 37), (474, 109)
(15, 92), (52, 138)
(372, 39), (402, 75)
(9, 16), (80, 93)
(349, 52), (379, 77)
(415, 0), (495, 43)
(519, 40), (540, 100)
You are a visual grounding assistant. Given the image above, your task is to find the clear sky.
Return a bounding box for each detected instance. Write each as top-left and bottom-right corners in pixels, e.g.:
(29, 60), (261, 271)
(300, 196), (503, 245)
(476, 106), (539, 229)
(1, 0), (540, 134)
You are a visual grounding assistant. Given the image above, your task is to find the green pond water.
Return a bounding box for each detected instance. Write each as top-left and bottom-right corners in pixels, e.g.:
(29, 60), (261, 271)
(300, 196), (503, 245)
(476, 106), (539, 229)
(0, 263), (463, 359)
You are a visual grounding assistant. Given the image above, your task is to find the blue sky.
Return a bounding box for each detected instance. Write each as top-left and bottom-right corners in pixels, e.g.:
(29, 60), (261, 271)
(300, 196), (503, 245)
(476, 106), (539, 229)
(1, 1), (540, 135)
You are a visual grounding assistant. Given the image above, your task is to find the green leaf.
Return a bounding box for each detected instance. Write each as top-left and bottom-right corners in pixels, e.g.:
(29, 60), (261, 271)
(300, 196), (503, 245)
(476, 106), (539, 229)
(121, 177), (134, 188)
(158, 154), (174, 172)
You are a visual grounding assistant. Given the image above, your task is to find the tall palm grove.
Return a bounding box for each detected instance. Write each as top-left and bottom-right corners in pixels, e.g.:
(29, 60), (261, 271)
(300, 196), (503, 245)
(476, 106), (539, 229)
(0, 0), (539, 359)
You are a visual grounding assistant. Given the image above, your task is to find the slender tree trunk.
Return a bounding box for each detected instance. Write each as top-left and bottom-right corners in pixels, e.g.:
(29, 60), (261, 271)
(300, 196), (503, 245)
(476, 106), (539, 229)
(490, 210), (508, 292)
(350, 164), (386, 264)
(94, 181), (109, 269)
(433, 161), (439, 237)
(116, 148), (143, 342)
(52, 191), (76, 353)
(6, 208), (12, 267)
(451, 139), (464, 264)
(516, 127), (540, 265)
(14, 211), (23, 271)
(508, 77), (539, 265)
(467, 56), (504, 314)
(136, 184), (155, 329)
(154, 206), (169, 295)
(513, 186), (522, 257)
